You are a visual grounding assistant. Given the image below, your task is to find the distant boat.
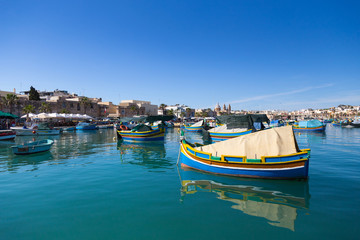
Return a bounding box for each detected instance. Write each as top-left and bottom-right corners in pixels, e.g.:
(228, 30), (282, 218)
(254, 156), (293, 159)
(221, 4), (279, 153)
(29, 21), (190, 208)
(332, 120), (341, 126)
(11, 139), (54, 155)
(11, 123), (60, 136)
(269, 120), (285, 128)
(351, 116), (360, 128)
(293, 120), (326, 132)
(76, 122), (97, 130)
(0, 130), (16, 140)
(179, 126), (311, 179)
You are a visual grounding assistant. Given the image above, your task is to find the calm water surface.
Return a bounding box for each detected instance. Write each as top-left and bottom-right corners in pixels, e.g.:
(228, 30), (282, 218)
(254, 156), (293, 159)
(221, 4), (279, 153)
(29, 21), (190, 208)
(1, 126), (359, 240)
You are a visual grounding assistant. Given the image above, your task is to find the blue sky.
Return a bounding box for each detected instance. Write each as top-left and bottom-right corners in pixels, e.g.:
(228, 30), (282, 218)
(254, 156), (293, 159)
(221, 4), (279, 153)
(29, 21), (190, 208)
(0, 0), (359, 110)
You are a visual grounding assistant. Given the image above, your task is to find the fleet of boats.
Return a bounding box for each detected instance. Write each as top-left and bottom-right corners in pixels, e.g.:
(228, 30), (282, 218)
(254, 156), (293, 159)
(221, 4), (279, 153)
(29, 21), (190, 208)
(1, 110), (359, 180)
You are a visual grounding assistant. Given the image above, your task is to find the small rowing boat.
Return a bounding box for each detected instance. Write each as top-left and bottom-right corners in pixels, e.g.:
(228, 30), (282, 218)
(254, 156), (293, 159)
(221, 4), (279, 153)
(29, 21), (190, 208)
(11, 139), (54, 155)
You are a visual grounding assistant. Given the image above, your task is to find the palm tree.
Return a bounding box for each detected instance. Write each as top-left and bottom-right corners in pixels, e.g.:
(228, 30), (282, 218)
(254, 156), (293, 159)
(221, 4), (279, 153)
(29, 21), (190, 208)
(159, 103), (167, 115)
(80, 97), (91, 114)
(39, 102), (52, 113)
(3, 94), (18, 114)
(23, 104), (35, 122)
(129, 104), (139, 116)
(167, 109), (174, 116)
(186, 108), (192, 118)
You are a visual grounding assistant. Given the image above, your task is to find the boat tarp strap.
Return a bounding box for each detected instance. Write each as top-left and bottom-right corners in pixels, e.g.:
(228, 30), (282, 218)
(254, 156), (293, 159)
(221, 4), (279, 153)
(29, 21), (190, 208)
(195, 126), (300, 159)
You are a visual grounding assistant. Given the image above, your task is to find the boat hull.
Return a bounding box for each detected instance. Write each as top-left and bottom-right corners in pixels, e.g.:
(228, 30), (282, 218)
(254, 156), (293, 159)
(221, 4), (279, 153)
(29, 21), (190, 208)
(11, 128), (60, 136)
(208, 129), (253, 142)
(0, 130), (16, 140)
(76, 125), (97, 130)
(180, 142), (310, 179)
(117, 129), (165, 142)
(293, 125), (326, 132)
(11, 140), (54, 155)
(183, 125), (203, 132)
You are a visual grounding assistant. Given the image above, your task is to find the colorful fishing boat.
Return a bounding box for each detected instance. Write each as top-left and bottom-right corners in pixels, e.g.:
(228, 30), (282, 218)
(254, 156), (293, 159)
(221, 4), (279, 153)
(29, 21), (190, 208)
(293, 119), (326, 132)
(183, 120), (204, 132)
(179, 126), (310, 179)
(332, 120), (341, 126)
(207, 114), (269, 142)
(179, 169), (309, 230)
(11, 139), (54, 155)
(269, 119), (285, 128)
(117, 124), (165, 142)
(0, 130), (16, 140)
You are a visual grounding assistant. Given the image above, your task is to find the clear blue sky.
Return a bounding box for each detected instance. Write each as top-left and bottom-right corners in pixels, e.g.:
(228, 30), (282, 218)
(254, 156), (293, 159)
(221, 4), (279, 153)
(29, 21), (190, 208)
(1, 0), (359, 110)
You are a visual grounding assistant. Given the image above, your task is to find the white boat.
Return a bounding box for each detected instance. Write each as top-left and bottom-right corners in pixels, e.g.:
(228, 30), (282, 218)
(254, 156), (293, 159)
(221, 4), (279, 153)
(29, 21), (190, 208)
(11, 123), (60, 136)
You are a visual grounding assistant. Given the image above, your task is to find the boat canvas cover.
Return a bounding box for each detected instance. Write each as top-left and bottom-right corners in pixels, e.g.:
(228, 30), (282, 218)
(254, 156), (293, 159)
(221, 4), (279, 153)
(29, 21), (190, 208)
(191, 120), (204, 127)
(216, 114), (270, 130)
(195, 126), (300, 159)
(298, 120), (323, 128)
(208, 124), (248, 133)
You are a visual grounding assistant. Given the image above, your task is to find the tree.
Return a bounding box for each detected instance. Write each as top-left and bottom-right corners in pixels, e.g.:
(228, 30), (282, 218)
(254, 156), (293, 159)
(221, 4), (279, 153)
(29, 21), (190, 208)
(39, 102), (52, 113)
(167, 109), (174, 116)
(186, 108), (192, 118)
(29, 86), (40, 100)
(129, 104), (139, 116)
(60, 109), (70, 114)
(159, 103), (167, 115)
(23, 104), (35, 122)
(80, 97), (91, 114)
(3, 93), (18, 114)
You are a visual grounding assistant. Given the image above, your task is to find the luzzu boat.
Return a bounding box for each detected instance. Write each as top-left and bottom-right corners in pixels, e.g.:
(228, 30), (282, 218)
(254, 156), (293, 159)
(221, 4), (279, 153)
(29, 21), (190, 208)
(293, 119), (326, 132)
(332, 120), (341, 126)
(117, 124), (165, 142)
(207, 114), (269, 142)
(183, 120), (204, 132)
(180, 126), (310, 179)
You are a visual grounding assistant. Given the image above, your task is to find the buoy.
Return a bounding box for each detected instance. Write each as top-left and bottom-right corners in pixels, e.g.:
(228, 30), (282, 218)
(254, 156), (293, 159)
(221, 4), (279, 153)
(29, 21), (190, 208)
(32, 131), (36, 134)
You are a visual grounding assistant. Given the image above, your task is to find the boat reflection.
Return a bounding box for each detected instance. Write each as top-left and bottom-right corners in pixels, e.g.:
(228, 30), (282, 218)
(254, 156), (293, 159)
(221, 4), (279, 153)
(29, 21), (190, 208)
(117, 140), (172, 170)
(179, 168), (310, 231)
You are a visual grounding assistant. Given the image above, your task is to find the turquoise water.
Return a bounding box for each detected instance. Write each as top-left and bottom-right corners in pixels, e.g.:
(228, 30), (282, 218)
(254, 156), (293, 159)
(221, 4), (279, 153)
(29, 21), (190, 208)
(1, 126), (359, 240)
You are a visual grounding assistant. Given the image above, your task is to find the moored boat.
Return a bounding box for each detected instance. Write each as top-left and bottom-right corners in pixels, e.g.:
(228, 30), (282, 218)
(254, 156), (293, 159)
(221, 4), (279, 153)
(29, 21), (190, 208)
(179, 126), (310, 179)
(117, 124), (165, 142)
(0, 130), (16, 140)
(76, 122), (97, 130)
(11, 139), (54, 155)
(206, 114), (269, 142)
(351, 116), (360, 128)
(11, 123), (60, 136)
(183, 120), (204, 132)
(293, 119), (326, 132)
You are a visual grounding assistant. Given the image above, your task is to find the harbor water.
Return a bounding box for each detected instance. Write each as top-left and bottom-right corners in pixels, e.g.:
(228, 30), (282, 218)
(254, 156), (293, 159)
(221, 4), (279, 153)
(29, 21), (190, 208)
(1, 126), (359, 240)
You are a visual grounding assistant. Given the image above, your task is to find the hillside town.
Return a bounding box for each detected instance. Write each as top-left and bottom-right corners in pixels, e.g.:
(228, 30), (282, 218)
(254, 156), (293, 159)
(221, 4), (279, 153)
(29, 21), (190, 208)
(0, 87), (359, 120)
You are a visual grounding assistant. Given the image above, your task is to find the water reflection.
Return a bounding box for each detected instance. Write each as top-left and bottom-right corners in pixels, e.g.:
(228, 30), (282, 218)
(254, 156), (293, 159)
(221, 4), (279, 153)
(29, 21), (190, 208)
(117, 140), (173, 170)
(179, 168), (310, 231)
(0, 129), (117, 172)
